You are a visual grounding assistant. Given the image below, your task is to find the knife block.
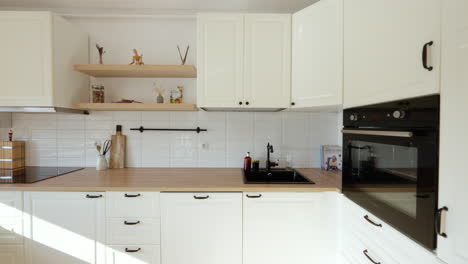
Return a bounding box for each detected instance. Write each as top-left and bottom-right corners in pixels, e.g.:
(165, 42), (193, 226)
(0, 141), (26, 169)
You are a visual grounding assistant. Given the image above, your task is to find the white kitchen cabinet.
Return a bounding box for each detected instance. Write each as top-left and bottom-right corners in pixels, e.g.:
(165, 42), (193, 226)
(437, 0), (468, 263)
(23, 192), (105, 264)
(343, 0), (441, 109)
(0, 192), (23, 245)
(243, 192), (338, 264)
(0, 11), (88, 108)
(197, 13), (244, 108)
(0, 245), (24, 264)
(197, 13), (291, 110)
(106, 245), (160, 264)
(340, 196), (443, 264)
(244, 14), (291, 108)
(106, 192), (160, 219)
(291, 0), (343, 109)
(161, 192), (242, 264)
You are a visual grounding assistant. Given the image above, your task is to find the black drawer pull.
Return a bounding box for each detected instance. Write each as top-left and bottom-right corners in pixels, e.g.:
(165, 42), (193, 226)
(86, 194), (103, 199)
(193, 195), (210, 200)
(436, 206), (448, 238)
(364, 215), (382, 227)
(124, 221), (140, 225)
(246, 194), (262, 198)
(125, 248), (141, 253)
(363, 250), (381, 264)
(422, 41), (434, 71)
(124, 193), (141, 198)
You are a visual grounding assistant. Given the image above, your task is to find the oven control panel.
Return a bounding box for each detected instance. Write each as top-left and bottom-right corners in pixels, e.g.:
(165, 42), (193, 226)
(344, 95), (439, 129)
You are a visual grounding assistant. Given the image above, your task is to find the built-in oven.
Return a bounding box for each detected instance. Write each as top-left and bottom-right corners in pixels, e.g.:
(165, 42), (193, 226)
(342, 95), (439, 250)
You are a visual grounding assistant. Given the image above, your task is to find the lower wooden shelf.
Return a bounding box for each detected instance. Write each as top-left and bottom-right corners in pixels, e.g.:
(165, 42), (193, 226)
(75, 103), (199, 111)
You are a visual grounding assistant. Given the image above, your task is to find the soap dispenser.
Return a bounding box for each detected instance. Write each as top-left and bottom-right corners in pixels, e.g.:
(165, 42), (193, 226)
(244, 152), (252, 172)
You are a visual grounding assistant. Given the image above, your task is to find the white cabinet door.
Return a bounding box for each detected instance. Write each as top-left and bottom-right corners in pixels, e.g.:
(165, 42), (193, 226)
(161, 192), (242, 264)
(0, 192), (23, 245)
(0, 11), (53, 106)
(197, 14), (244, 108)
(438, 0), (468, 263)
(243, 192), (338, 264)
(343, 0), (441, 108)
(0, 245), (24, 264)
(244, 14), (291, 108)
(23, 192), (105, 264)
(292, 0), (343, 108)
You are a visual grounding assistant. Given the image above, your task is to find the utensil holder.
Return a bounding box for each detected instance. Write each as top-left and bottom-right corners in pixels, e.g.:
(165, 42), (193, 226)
(96, 155), (108, 170)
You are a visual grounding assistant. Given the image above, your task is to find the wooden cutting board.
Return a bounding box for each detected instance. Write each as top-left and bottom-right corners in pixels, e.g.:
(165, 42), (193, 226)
(109, 126), (126, 168)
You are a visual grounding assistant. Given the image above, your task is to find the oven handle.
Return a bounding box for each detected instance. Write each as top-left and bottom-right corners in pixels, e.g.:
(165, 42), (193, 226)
(341, 129), (413, 138)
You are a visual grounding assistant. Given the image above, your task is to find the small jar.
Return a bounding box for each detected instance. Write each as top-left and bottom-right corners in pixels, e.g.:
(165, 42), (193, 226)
(91, 85), (105, 103)
(252, 160), (260, 172)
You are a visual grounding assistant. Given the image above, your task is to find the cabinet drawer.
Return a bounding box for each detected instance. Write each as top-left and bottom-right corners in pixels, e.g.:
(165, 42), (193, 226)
(343, 226), (397, 264)
(107, 192), (159, 218)
(106, 245), (160, 264)
(342, 197), (441, 264)
(107, 218), (160, 245)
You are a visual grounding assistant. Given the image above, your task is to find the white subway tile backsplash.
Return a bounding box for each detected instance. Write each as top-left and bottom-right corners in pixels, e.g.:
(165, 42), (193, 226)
(8, 110), (340, 168)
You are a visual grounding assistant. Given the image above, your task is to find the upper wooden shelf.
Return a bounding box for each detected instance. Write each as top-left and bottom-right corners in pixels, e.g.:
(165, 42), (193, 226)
(74, 64), (197, 78)
(75, 103), (199, 111)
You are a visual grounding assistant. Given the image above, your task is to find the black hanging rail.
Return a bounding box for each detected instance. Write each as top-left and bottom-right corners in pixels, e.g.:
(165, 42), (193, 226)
(131, 126), (208, 133)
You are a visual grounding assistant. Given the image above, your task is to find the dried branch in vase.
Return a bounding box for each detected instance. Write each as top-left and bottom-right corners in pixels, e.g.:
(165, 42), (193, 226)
(96, 44), (106, 64)
(177, 45), (190, 65)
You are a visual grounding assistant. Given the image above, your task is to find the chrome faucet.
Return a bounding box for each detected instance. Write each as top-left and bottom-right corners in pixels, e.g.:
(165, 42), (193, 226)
(266, 143), (278, 173)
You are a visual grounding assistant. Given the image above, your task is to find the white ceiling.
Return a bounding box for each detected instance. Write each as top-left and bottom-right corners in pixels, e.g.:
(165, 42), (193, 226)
(0, 0), (319, 13)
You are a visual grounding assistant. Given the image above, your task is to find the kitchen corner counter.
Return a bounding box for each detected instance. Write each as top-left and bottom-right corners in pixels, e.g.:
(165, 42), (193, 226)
(0, 168), (341, 192)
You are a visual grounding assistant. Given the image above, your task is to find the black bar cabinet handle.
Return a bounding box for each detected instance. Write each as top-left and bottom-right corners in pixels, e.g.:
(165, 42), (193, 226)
(422, 41), (434, 71)
(436, 206), (448, 238)
(193, 195), (210, 200)
(363, 250), (381, 264)
(125, 248), (141, 253)
(86, 194), (103, 199)
(246, 194), (262, 198)
(124, 220), (141, 225)
(364, 215), (382, 227)
(124, 193), (141, 198)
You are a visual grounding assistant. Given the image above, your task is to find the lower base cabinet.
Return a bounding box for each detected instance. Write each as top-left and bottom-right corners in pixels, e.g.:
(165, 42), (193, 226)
(106, 245), (160, 264)
(243, 192), (339, 264)
(0, 245), (24, 264)
(23, 192), (105, 264)
(340, 196), (444, 264)
(160, 192), (242, 264)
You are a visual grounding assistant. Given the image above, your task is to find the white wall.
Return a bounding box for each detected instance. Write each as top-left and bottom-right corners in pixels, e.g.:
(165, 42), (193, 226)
(11, 111), (339, 168)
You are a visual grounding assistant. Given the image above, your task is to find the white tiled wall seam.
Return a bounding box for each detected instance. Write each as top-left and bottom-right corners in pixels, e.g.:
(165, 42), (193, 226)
(9, 111), (340, 168)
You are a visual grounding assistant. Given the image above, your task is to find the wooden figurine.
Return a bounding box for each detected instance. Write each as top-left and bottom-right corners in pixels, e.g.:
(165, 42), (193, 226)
(129, 49), (144, 65)
(96, 44), (106, 64)
(177, 45), (189, 65)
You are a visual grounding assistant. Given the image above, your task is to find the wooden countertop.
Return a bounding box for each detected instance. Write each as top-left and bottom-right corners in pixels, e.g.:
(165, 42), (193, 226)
(0, 168), (342, 192)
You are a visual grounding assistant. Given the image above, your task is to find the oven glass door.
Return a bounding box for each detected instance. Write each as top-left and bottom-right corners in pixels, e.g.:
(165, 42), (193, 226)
(343, 130), (438, 249)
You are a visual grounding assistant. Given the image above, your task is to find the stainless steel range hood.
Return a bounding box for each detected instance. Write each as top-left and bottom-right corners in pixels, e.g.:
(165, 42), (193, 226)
(0, 107), (88, 115)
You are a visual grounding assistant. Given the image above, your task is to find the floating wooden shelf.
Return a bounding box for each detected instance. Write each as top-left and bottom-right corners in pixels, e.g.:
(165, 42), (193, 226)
(75, 103), (199, 111)
(74, 64), (197, 78)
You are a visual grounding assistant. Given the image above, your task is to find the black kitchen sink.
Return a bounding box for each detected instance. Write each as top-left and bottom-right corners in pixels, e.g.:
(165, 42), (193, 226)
(243, 168), (315, 184)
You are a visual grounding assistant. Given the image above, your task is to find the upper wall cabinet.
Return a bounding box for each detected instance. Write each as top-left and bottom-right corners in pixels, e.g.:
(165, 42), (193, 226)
(0, 11), (88, 108)
(437, 0), (468, 263)
(197, 13), (291, 110)
(291, 0), (343, 109)
(343, 0), (441, 109)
